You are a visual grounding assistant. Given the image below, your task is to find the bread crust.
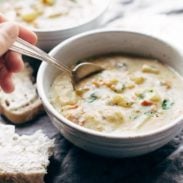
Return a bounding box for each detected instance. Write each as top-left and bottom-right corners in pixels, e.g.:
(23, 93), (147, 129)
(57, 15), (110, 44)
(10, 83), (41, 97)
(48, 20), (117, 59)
(0, 98), (44, 124)
(0, 62), (44, 124)
(0, 173), (44, 183)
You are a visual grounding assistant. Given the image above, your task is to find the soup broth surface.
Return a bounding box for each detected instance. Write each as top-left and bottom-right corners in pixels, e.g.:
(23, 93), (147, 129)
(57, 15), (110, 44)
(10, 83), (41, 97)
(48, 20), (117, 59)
(50, 55), (183, 135)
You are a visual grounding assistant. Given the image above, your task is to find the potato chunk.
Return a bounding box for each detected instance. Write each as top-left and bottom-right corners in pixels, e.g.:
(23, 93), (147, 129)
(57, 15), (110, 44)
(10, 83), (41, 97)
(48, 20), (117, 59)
(130, 75), (145, 84)
(110, 94), (133, 108)
(105, 111), (124, 123)
(21, 11), (38, 22)
(142, 64), (159, 74)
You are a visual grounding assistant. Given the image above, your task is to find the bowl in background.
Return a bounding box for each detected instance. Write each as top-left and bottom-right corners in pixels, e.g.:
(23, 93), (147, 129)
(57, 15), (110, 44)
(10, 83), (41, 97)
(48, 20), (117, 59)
(37, 30), (183, 158)
(0, 0), (110, 51)
(34, 0), (111, 51)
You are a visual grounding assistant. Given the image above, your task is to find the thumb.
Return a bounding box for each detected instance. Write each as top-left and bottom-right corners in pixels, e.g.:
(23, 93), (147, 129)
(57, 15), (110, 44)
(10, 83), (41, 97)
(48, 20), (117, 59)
(0, 22), (19, 56)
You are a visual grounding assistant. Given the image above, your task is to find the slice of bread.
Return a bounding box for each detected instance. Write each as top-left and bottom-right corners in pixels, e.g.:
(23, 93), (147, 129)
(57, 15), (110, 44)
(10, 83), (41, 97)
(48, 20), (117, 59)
(0, 62), (44, 124)
(0, 124), (54, 183)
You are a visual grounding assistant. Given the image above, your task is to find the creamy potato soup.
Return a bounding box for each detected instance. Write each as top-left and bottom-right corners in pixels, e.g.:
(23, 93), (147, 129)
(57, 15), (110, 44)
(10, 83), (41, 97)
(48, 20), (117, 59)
(0, 0), (100, 29)
(50, 55), (183, 135)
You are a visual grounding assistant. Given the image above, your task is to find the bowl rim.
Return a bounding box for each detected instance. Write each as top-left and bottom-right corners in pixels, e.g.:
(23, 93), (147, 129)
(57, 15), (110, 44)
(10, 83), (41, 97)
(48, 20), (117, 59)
(37, 29), (183, 140)
(27, 0), (111, 33)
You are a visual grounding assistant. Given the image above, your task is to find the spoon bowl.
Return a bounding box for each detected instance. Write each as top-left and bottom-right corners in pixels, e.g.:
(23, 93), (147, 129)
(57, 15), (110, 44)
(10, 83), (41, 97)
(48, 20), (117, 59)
(72, 62), (104, 83)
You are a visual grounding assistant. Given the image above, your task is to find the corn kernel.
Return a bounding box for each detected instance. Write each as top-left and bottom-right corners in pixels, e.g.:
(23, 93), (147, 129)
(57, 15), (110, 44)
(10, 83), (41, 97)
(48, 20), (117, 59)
(92, 79), (104, 87)
(149, 93), (161, 102)
(105, 79), (118, 87)
(126, 82), (135, 89)
(42, 0), (55, 6)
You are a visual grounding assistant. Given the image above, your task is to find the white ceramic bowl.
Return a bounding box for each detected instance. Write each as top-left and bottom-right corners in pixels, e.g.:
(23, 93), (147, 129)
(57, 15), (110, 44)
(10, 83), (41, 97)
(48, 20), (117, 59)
(33, 0), (110, 51)
(37, 30), (183, 158)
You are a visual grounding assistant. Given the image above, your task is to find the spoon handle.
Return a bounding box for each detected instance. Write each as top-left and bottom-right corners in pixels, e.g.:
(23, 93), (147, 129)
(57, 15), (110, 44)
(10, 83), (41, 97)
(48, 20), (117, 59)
(9, 37), (71, 74)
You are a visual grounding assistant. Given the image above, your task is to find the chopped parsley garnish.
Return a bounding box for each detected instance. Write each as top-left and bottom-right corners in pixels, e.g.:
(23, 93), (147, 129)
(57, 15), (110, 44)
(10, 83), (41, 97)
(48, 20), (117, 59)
(144, 110), (156, 117)
(138, 93), (145, 99)
(70, 0), (77, 2)
(129, 114), (139, 121)
(161, 99), (174, 110)
(116, 63), (128, 70)
(148, 89), (154, 93)
(87, 93), (98, 103)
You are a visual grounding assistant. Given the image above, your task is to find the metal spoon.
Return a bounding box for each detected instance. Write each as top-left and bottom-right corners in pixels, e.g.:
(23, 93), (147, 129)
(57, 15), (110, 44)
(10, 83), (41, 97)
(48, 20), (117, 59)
(9, 37), (103, 89)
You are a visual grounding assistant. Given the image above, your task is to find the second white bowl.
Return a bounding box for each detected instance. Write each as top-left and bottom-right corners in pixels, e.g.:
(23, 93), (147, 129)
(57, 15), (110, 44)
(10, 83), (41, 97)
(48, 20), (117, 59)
(34, 0), (110, 51)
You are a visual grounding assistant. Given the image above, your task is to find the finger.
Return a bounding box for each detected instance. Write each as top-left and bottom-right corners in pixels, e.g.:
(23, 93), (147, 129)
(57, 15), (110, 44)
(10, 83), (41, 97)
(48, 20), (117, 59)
(0, 57), (5, 69)
(0, 22), (19, 56)
(4, 51), (24, 72)
(0, 13), (6, 23)
(19, 25), (37, 44)
(0, 67), (14, 93)
(1, 75), (14, 93)
(1, 74), (14, 93)
(0, 13), (37, 44)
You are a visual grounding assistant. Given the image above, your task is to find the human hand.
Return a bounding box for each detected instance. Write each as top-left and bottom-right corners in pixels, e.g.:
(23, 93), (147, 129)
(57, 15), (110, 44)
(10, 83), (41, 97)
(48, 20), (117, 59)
(0, 15), (37, 93)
